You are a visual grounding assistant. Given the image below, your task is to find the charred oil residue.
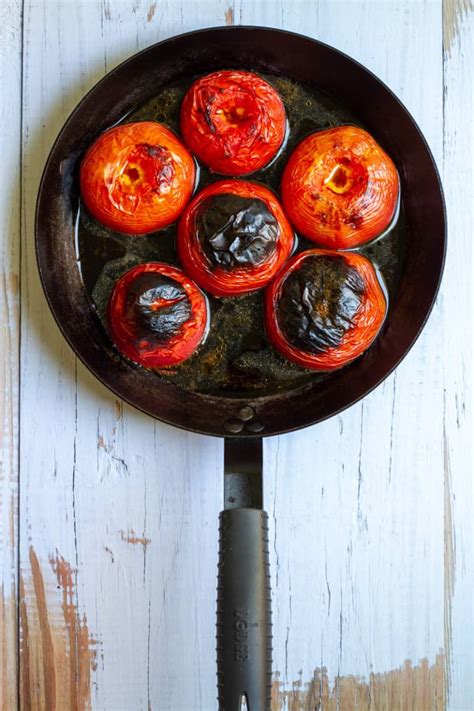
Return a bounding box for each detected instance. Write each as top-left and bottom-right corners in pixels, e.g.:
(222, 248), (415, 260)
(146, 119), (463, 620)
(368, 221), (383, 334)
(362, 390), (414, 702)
(77, 72), (406, 397)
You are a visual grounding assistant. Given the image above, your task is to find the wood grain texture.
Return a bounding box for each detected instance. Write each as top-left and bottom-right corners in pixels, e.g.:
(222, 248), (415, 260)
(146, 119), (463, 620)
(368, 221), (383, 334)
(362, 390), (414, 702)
(443, 1), (474, 709)
(1, 0), (469, 709)
(19, 547), (98, 710)
(264, 0), (446, 703)
(0, 1), (21, 708)
(19, 7), (223, 709)
(443, 0), (473, 52)
(271, 654), (446, 711)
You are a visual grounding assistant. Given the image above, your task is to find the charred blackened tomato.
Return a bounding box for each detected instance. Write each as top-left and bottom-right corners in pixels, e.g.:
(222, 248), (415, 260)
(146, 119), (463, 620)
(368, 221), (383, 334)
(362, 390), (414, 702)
(265, 249), (387, 371)
(177, 180), (294, 297)
(281, 126), (399, 249)
(107, 263), (208, 368)
(80, 121), (195, 234)
(180, 70), (286, 176)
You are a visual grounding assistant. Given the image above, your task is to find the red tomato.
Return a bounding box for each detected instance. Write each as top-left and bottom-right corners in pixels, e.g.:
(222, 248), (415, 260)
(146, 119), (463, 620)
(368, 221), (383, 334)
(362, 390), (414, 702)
(107, 262), (208, 367)
(281, 126), (399, 249)
(180, 70), (286, 176)
(177, 180), (294, 297)
(265, 249), (387, 371)
(80, 121), (195, 234)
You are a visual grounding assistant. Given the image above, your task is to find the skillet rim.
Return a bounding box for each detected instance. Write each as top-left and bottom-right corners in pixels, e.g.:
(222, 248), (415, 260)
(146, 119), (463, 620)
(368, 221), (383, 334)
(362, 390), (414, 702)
(35, 25), (447, 438)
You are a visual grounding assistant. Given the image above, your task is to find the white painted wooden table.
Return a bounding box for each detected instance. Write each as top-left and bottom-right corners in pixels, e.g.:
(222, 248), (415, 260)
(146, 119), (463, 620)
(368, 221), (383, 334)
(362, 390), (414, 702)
(1, 1), (472, 709)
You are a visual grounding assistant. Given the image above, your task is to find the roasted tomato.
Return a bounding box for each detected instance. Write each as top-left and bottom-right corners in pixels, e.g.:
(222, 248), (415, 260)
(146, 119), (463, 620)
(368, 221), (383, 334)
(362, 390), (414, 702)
(265, 249), (387, 371)
(80, 121), (195, 234)
(281, 126), (399, 249)
(177, 179), (294, 297)
(107, 262), (208, 368)
(180, 70), (286, 176)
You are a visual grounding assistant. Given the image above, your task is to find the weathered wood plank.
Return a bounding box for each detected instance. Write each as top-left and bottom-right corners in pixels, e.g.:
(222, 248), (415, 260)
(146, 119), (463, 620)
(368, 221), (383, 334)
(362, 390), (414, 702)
(19, 2), (224, 709)
(262, 1), (445, 704)
(19, 0), (97, 704)
(443, 1), (474, 709)
(0, 1), (21, 708)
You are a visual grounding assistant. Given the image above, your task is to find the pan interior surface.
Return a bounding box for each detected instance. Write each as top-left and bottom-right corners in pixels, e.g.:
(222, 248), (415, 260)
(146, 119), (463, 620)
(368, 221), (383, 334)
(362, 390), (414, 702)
(77, 72), (405, 399)
(36, 27), (445, 437)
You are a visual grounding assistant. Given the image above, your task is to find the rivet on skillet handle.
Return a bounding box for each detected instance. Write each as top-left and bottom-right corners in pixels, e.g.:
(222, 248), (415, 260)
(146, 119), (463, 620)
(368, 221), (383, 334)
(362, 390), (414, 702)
(217, 438), (272, 711)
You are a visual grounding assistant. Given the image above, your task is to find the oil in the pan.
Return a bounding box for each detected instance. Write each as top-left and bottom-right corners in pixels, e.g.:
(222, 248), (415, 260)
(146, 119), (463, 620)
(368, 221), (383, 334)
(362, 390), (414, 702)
(76, 72), (406, 397)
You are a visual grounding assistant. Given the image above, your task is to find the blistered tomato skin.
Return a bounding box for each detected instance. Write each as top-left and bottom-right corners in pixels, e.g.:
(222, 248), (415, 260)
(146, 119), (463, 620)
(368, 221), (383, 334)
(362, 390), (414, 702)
(265, 249), (387, 371)
(107, 263), (208, 368)
(180, 70), (286, 176)
(281, 126), (399, 249)
(177, 180), (294, 297)
(80, 121), (195, 234)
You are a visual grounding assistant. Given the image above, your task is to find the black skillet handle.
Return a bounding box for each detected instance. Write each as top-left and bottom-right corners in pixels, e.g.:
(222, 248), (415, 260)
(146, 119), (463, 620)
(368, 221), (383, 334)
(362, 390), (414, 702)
(216, 508), (272, 711)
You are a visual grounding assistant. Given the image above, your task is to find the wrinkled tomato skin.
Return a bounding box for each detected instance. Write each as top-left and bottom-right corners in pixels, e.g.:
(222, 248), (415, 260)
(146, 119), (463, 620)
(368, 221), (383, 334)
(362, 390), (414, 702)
(281, 126), (399, 249)
(107, 262), (208, 368)
(180, 70), (286, 176)
(80, 121), (195, 234)
(177, 180), (294, 297)
(265, 249), (387, 371)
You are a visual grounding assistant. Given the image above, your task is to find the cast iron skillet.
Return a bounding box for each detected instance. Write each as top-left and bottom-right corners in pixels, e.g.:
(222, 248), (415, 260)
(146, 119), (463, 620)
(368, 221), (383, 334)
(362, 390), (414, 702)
(36, 27), (445, 711)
